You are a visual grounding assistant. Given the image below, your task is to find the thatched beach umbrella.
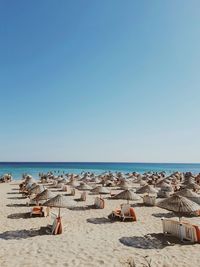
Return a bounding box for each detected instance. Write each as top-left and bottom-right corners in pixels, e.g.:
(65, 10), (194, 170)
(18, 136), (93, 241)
(184, 183), (200, 191)
(43, 194), (76, 217)
(56, 182), (65, 189)
(29, 185), (44, 195)
(157, 195), (200, 220)
(23, 175), (33, 182)
(77, 183), (92, 191)
(91, 186), (110, 198)
(91, 186), (110, 194)
(91, 177), (101, 183)
(113, 189), (140, 203)
(26, 182), (37, 190)
(136, 185), (157, 195)
(175, 189), (200, 205)
(67, 180), (80, 187)
(34, 189), (54, 203)
(119, 181), (133, 190)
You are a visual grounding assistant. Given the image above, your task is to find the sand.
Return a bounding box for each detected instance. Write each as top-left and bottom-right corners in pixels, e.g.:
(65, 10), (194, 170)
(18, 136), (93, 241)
(0, 182), (200, 267)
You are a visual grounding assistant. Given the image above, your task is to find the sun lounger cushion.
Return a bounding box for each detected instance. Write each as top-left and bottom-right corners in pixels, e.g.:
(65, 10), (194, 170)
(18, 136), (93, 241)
(193, 225), (200, 242)
(129, 207), (137, 221)
(30, 206), (44, 217)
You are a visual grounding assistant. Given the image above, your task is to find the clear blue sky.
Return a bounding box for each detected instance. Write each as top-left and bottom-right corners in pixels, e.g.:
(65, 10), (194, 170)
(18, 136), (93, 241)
(0, 1), (200, 162)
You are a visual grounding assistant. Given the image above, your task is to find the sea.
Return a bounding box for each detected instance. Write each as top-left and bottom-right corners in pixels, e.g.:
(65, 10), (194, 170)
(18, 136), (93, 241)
(0, 162), (200, 180)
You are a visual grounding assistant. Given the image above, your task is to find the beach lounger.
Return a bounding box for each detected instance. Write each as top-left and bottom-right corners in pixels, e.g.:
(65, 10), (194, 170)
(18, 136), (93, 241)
(30, 206), (44, 217)
(111, 204), (137, 222)
(112, 207), (122, 218)
(94, 197), (105, 209)
(161, 218), (200, 243)
(121, 205), (137, 221)
(111, 204), (130, 218)
(48, 213), (63, 235)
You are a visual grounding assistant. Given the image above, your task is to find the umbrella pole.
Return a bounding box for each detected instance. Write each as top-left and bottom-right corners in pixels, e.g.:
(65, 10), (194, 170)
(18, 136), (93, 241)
(58, 207), (61, 218)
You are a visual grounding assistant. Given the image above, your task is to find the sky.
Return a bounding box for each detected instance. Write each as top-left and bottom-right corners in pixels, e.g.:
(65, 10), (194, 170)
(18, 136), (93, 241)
(0, 0), (200, 163)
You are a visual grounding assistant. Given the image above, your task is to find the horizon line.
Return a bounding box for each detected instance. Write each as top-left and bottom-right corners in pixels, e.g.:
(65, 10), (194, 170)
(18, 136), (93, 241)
(0, 161), (200, 165)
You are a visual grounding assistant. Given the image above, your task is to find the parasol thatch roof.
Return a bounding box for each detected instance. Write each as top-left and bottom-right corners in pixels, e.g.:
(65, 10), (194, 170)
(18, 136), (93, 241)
(91, 186), (110, 194)
(43, 194), (76, 208)
(119, 181), (133, 190)
(67, 180), (80, 187)
(91, 177), (101, 183)
(175, 188), (200, 198)
(25, 182), (36, 190)
(157, 195), (200, 215)
(136, 185), (157, 194)
(184, 183), (200, 191)
(113, 189), (140, 201)
(29, 185), (44, 195)
(77, 183), (92, 191)
(174, 189), (200, 205)
(34, 189), (54, 201)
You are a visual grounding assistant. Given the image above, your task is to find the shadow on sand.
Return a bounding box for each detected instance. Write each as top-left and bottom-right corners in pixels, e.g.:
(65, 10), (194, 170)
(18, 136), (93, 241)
(74, 198), (83, 202)
(7, 196), (26, 200)
(7, 192), (20, 195)
(0, 227), (48, 240)
(87, 217), (113, 224)
(151, 212), (175, 218)
(119, 233), (194, 249)
(7, 203), (29, 208)
(7, 212), (31, 219)
(69, 205), (94, 211)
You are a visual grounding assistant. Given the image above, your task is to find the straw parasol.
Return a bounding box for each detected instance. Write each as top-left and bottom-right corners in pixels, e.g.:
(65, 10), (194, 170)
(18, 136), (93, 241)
(184, 183), (200, 191)
(91, 177), (101, 183)
(175, 189), (200, 205)
(43, 194), (76, 217)
(29, 185), (44, 195)
(157, 195), (200, 220)
(25, 182), (36, 190)
(77, 183), (92, 191)
(113, 189), (140, 203)
(67, 180), (80, 187)
(33, 189), (54, 203)
(119, 181), (133, 190)
(91, 186), (110, 195)
(136, 185), (157, 195)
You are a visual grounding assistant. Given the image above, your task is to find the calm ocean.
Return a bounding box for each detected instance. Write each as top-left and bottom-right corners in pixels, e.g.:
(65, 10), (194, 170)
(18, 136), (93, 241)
(0, 162), (200, 180)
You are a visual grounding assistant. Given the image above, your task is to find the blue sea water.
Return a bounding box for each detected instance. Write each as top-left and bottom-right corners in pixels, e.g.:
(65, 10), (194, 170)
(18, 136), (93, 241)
(0, 162), (200, 180)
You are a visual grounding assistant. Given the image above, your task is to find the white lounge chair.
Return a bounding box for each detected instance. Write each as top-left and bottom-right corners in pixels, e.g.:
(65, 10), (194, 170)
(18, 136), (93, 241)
(161, 218), (200, 243)
(111, 204), (137, 221)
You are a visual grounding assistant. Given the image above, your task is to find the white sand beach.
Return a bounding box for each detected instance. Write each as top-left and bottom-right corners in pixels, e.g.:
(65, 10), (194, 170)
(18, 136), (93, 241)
(0, 182), (200, 267)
